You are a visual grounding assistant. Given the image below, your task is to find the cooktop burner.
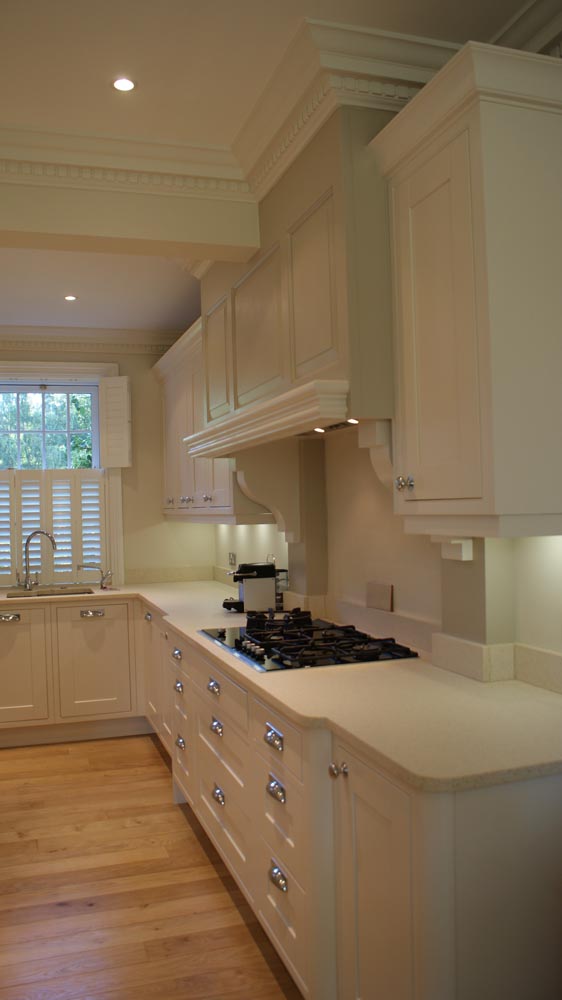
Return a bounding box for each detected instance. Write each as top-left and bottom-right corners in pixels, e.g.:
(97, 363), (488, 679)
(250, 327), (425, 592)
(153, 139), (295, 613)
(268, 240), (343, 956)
(200, 609), (418, 672)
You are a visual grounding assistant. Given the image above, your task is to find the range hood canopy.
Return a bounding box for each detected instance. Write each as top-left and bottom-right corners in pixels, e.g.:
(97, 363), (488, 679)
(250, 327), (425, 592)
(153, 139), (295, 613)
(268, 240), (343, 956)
(185, 379), (349, 458)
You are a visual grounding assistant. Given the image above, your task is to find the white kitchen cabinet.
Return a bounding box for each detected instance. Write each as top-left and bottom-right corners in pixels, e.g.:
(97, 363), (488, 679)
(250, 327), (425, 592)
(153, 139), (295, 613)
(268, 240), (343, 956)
(142, 606), (163, 734)
(0, 606), (51, 725)
(372, 43), (562, 537)
(154, 320), (274, 524)
(55, 601), (134, 719)
(331, 741), (413, 1000)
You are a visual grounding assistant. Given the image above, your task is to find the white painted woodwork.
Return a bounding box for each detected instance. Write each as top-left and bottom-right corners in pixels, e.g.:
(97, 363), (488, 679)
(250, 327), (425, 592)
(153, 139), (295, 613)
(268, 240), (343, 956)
(142, 609), (162, 734)
(55, 602), (133, 718)
(0, 606), (51, 724)
(204, 296), (232, 422)
(99, 376), (132, 469)
(333, 741), (413, 1000)
(392, 132), (482, 501)
(289, 191), (339, 380)
(372, 43), (562, 537)
(232, 244), (288, 408)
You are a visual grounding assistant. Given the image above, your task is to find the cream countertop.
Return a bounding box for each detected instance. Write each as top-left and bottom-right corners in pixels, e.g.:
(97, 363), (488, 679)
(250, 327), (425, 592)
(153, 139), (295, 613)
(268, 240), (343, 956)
(3, 580), (562, 793)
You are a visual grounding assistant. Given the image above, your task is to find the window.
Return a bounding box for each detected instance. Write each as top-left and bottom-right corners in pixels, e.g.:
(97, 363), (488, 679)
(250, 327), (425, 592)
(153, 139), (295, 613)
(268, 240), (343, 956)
(0, 385), (99, 471)
(0, 364), (130, 587)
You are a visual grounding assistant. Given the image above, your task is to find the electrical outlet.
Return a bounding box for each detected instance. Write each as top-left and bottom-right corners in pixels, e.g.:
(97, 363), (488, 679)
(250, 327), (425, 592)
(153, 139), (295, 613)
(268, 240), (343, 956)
(228, 551), (236, 566)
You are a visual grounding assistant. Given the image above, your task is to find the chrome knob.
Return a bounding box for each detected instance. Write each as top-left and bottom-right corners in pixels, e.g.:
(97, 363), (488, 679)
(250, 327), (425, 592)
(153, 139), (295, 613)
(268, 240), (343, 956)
(144, 611), (152, 622)
(207, 678), (220, 697)
(179, 496), (194, 504)
(172, 647), (182, 660)
(210, 717), (224, 738)
(174, 680), (184, 694)
(212, 784), (225, 807)
(0, 613), (20, 623)
(166, 497), (175, 505)
(202, 493), (213, 502)
(269, 863), (288, 893)
(175, 735), (186, 751)
(395, 475), (415, 492)
(328, 761), (349, 778)
(266, 775), (286, 804)
(264, 725), (284, 753)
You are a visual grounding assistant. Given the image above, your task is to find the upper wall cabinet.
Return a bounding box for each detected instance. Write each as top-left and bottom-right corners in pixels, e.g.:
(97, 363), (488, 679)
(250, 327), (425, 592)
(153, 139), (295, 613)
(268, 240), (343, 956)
(371, 43), (562, 539)
(154, 321), (274, 525)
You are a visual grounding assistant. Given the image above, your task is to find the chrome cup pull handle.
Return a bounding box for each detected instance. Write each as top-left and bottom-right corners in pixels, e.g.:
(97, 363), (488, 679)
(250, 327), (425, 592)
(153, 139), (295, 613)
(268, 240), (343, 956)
(264, 724), (284, 753)
(212, 784), (225, 807)
(207, 678), (221, 696)
(0, 613), (21, 623)
(174, 680), (184, 694)
(266, 775), (286, 805)
(210, 717), (224, 738)
(175, 735), (186, 751)
(269, 863), (288, 893)
(80, 609), (105, 618)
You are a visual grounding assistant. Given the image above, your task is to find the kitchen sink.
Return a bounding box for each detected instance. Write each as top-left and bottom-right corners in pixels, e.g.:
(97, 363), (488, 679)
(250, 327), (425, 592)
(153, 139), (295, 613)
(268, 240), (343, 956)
(6, 584), (95, 598)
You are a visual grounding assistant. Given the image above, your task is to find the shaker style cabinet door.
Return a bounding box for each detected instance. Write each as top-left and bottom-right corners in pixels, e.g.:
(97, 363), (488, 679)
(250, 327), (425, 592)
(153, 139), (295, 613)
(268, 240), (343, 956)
(391, 130), (483, 503)
(55, 603), (133, 718)
(0, 606), (50, 724)
(333, 742), (413, 1000)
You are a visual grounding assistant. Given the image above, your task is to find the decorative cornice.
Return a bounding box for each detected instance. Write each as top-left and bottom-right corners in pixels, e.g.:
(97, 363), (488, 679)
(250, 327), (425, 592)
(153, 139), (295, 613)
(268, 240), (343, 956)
(186, 379), (350, 458)
(0, 156), (253, 201)
(0, 326), (177, 356)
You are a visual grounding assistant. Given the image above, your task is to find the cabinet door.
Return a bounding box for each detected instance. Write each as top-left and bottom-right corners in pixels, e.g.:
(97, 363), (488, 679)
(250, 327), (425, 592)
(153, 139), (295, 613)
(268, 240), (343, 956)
(334, 742), (413, 1000)
(204, 296), (232, 422)
(0, 606), (50, 723)
(392, 131), (482, 502)
(143, 610), (161, 733)
(191, 352), (230, 508)
(56, 603), (132, 718)
(232, 245), (288, 408)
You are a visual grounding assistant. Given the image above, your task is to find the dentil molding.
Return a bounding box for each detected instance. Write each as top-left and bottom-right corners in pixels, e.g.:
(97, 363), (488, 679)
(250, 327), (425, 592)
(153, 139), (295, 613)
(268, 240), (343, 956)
(0, 326), (178, 356)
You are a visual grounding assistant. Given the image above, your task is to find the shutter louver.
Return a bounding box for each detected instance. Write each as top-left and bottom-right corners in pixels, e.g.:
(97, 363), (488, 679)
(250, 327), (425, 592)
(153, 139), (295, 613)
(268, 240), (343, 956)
(80, 475), (104, 565)
(99, 377), (132, 468)
(0, 474), (14, 580)
(51, 478), (73, 575)
(19, 477), (43, 574)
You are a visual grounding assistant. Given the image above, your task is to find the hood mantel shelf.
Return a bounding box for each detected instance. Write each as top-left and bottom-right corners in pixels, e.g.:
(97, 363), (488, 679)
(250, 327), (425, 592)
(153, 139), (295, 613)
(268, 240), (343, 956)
(185, 379), (350, 459)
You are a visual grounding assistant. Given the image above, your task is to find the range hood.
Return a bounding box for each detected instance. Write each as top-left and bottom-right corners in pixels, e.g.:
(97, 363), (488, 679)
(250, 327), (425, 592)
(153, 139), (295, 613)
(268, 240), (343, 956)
(185, 379), (349, 459)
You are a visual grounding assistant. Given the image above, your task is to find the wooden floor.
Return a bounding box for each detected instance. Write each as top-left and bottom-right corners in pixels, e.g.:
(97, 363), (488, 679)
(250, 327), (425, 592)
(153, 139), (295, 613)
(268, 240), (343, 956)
(0, 734), (303, 999)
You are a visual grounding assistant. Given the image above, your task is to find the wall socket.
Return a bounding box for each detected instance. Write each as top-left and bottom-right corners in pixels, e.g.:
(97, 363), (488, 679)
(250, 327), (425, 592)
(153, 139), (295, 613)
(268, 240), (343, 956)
(228, 551), (237, 566)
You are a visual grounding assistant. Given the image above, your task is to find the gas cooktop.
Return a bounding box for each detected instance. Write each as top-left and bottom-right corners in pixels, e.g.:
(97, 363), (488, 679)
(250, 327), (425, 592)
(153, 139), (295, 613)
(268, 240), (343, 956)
(200, 609), (418, 672)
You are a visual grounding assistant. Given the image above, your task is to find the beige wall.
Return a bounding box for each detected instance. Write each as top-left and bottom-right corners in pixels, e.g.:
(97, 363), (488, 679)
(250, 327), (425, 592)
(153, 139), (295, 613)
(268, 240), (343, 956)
(325, 427), (442, 625)
(513, 537), (562, 654)
(214, 523), (288, 572)
(0, 341), (216, 581)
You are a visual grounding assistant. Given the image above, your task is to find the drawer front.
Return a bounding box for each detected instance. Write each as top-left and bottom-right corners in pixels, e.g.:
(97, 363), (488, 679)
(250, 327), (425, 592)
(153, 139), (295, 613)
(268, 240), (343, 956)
(191, 658), (248, 733)
(195, 693), (248, 790)
(196, 741), (252, 897)
(255, 844), (308, 992)
(164, 629), (186, 668)
(172, 689), (195, 804)
(250, 761), (306, 886)
(251, 699), (303, 781)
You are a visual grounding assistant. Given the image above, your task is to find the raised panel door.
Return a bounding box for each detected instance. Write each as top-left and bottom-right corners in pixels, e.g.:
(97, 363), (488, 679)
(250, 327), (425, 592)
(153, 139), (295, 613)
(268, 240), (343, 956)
(232, 245), (288, 407)
(204, 296), (232, 422)
(334, 742), (413, 1000)
(392, 130), (482, 502)
(56, 603), (132, 718)
(0, 606), (50, 724)
(289, 191), (340, 379)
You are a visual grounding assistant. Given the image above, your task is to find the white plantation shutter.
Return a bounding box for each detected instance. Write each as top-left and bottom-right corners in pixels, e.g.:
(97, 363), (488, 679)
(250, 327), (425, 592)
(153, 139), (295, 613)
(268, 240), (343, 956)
(0, 470), (106, 584)
(99, 377), (132, 468)
(0, 473), (14, 583)
(51, 478), (73, 575)
(79, 473), (104, 566)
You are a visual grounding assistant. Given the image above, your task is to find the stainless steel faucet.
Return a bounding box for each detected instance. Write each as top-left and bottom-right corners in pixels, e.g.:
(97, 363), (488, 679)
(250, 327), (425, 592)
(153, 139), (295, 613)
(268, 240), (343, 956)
(77, 563), (113, 590)
(23, 530), (57, 590)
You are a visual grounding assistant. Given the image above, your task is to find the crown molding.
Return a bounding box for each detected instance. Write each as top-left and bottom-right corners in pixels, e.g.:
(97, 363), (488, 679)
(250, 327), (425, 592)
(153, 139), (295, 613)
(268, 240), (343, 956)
(0, 156), (253, 202)
(0, 326), (178, 356)
(153, 318), (202, 380)
(370, 41), (562, 177)
(186, 379), (350, 458)
(489, 0), (562, 53)
(235, 19), (459, 199)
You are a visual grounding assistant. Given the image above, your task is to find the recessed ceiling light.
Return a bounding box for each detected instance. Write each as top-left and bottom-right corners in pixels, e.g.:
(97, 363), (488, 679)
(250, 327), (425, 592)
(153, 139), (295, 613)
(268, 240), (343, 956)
(64, 295), (77, 302)
(313, 427), (325, 434)
(347, 418), (359, 424)
(113, 77), (135, 92)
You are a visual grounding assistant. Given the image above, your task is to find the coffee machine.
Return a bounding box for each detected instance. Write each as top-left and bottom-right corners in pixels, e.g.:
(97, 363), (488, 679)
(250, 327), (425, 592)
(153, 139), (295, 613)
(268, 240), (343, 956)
(223, 561), (287, 612)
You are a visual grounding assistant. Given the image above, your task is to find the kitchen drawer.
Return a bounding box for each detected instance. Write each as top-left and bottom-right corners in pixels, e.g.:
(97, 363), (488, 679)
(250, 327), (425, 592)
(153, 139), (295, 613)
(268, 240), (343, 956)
(164, 629), (186, 667)
(191, 656), (249, 732)
(250, 760), (306, 887)
(172, 691), (196, 804)
(254, 845), (308, 994)
(195, 693), (248, 789)
(251, 699), (303, 781)
(196, 739), (252, 899)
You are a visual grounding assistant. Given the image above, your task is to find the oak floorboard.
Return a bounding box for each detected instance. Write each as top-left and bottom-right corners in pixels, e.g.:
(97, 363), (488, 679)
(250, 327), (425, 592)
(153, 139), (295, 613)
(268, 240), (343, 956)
(0, 734), (302, 1000)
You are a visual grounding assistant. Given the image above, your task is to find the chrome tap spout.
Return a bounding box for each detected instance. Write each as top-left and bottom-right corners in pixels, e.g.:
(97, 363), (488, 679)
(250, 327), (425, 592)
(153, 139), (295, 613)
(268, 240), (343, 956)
(23, 530), (57, 590)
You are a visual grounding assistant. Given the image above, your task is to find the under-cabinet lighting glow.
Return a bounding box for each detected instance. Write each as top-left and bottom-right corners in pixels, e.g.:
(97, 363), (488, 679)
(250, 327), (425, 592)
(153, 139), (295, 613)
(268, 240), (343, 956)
(64, 295), (77, 301)
(347, 418), (359, 424)
(313, 427), (325, 433)
(113, 77), (135, 92)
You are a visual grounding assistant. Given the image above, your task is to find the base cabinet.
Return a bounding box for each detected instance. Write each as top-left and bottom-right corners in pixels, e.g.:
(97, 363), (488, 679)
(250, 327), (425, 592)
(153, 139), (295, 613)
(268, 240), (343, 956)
(0, 606), (51, 725)
(332, 741), (413, 1000)
(55, 602), (134, 719)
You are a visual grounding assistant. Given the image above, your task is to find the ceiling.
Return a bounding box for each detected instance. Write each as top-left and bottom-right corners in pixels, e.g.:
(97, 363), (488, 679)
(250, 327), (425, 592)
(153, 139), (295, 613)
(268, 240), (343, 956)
(0, 0), (540, 337)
